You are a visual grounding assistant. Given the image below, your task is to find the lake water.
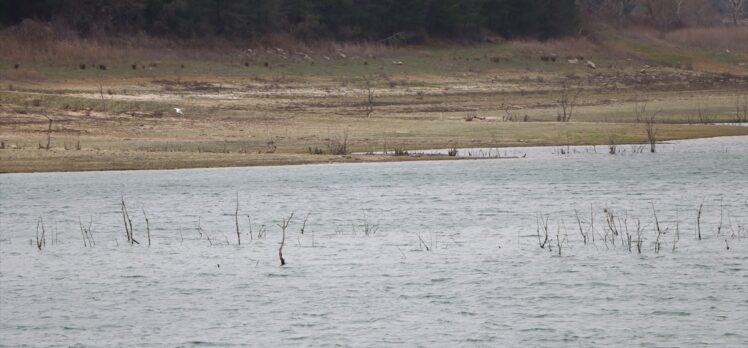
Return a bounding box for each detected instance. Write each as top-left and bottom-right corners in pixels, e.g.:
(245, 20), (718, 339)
(1, 136), (747, 347)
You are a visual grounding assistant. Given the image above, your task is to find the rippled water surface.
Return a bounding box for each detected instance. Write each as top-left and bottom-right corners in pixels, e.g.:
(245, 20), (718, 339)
(1, 136), (747, 347)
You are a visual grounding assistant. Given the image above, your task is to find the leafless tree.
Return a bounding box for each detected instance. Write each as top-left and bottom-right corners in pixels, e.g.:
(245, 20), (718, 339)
(557, 81), (581, 122)
(278, 213), (294, 266)
(726, 0), (746, 25)
(644, 112), (659, 153)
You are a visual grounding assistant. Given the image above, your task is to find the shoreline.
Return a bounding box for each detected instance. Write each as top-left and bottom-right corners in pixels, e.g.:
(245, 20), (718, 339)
(3, 134), (746, 175)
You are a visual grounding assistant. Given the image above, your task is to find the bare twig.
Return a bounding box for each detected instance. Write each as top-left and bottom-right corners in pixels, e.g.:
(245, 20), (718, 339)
(300, 213), (310, 235)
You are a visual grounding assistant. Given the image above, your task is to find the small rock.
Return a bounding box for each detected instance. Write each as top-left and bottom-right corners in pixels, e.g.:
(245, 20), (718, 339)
(568, 58), (579, 64)
(586, 60), (597, 69)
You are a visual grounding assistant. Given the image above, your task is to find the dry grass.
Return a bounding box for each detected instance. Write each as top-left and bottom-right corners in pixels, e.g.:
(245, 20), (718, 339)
(665, 26), (748, 51)
(511, 37), (599, 56)
(0, 20), (392, 64)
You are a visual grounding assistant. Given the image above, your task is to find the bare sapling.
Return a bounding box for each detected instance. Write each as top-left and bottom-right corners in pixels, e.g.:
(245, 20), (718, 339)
(696, 202), (703, 240)
(672, 210), (680, 252)
(120, 197), (138, 245)
(278, 213), (294, 266)
(416, 232), (431, 252)
(235, 193), (241, 245)
(300, 213), (310, 234)
(79, 217), (88, 247)
(619, 213), (632, 253)
(36, 217), (46, 251)
(574, 209), (588, 245)
(635, 219), (644, 254)
(604, 208), (619, 247)
(78, 216), (95, 247)
(246, 215), (253, 241)
(555, 222), (563, 256)
(727, 0), (746, 25)
(536, 213), (550, 249)
(652, 203), (665, 253)
(717, 198), (724, 235)
(644, 112), (659, 153)
(589, 204), (595, 244)
(142, 208), (151, 247)
(557, 81), (581, 122)
(196, 217), (213, 246)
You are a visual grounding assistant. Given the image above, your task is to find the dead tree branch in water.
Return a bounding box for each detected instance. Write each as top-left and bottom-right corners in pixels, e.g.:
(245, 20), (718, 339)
(696, 202), (703, 241)
(235, 192), (241, 245)
(78, 216), (95, 247)
(278, 213), (294, 266)
(246, 215), (253, 241)
(536, 213), (549, 249)
(652, 203), (665, 253)
(644, 111), (659, 153)
(300, 213), (310, 235)
(35, 217), (46, 251)
(574, 209), (588, 245)
(120, 197), (138, 245)
(142, 208), (151, 247)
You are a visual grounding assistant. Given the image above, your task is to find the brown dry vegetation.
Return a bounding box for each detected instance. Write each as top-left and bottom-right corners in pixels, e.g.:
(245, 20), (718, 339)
(1, 26), (748, 173)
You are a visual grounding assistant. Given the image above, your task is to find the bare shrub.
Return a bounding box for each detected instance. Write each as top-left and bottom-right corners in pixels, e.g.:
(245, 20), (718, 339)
(35, 217), (46, 251)
(696, 105), (713, 124)
(327, 131), (349, 155)
(557, 81), (581, 122)
(392, 148), (409, 156)
(608, 134), (618, 154)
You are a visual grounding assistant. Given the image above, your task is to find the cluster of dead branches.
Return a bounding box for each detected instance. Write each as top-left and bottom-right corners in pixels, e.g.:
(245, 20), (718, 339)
(533, 200), (745, 256)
